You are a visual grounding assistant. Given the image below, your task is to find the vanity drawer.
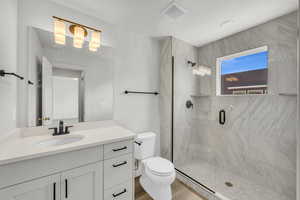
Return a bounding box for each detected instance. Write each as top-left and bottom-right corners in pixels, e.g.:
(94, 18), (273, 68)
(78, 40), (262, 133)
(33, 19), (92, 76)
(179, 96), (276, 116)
(104, 180), (133, 200)
(104, 154), (133, 189)
(104, 140), (132, 159)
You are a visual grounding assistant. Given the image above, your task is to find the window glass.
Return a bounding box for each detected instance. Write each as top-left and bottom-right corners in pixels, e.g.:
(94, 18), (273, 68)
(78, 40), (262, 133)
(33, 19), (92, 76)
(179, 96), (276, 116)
(217, 47), (268, 95)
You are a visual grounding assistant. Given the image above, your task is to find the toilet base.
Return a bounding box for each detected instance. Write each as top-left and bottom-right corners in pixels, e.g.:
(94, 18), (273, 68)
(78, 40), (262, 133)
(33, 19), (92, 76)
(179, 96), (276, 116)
(140, 175), (172, 200)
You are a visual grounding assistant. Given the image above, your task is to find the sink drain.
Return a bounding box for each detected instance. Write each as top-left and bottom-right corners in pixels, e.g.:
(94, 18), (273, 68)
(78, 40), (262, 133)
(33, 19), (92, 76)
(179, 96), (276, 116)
(225, 182), (233, 187)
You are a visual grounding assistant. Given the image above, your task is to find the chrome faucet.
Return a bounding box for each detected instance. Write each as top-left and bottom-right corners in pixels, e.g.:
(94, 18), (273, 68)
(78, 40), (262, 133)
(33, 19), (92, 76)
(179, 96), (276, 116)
(49, 120), (73, 136)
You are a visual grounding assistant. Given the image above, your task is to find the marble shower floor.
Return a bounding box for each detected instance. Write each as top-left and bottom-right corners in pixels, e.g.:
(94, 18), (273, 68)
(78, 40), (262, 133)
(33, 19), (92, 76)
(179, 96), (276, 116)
(177, 161), (290, 200)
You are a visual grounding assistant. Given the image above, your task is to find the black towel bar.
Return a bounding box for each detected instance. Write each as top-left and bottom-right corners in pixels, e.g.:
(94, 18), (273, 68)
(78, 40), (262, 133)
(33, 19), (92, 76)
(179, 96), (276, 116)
(124, 90), (159, 95)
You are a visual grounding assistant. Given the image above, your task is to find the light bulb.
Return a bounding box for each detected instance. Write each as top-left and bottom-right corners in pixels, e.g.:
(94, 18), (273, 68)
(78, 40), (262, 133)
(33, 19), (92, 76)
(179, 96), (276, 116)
(73, 26), (85, 48)
(89, 42), (98, 52)
(54, 19), (66, 45)
(90, 31), (101, 48)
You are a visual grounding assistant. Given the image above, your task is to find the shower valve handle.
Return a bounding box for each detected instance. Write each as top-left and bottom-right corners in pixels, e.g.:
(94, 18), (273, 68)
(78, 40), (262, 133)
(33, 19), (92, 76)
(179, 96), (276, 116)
(186, 100), (193, 109)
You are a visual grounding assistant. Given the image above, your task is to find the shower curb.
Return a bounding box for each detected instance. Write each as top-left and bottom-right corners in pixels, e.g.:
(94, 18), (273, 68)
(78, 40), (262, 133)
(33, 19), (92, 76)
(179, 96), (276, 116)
(176, 170), (221, 200)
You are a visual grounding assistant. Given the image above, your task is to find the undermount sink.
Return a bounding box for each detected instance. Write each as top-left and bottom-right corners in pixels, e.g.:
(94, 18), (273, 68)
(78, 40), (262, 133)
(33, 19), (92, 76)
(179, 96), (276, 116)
(36, 135), (84, 147)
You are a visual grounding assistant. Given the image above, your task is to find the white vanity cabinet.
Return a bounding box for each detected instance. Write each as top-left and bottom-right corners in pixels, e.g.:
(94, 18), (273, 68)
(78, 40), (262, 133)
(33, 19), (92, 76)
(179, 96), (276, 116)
(60, 162), (102, 200)
(0, 139), (134, 200)
(0, 162), (102, 200)
(0, 174), (60, 200)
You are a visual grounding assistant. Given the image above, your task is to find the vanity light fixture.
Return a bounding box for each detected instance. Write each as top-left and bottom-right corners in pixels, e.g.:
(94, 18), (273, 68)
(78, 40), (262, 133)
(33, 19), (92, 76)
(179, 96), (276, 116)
(53, 16), (102, 52)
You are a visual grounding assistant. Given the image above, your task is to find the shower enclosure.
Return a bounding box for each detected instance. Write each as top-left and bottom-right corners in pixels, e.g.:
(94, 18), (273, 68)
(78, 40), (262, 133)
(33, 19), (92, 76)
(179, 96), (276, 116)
(160, 11), (298, 200)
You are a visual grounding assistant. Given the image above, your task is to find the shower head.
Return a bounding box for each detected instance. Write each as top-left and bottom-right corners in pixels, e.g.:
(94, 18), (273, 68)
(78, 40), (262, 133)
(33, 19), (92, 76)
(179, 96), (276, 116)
(187, 60), (197, 67)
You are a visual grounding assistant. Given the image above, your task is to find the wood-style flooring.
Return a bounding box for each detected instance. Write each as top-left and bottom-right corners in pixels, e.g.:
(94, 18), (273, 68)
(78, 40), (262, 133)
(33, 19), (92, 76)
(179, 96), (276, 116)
(135, 178), (207, 200)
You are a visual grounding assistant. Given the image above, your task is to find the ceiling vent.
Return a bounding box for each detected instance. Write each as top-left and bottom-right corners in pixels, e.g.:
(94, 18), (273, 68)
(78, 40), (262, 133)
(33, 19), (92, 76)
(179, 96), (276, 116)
(162, 1), (187, 20)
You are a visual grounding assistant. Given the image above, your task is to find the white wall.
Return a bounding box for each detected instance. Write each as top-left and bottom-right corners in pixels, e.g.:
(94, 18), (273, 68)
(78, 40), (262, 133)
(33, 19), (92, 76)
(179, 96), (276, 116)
(0, 0), (18, 134)
(84, 63), (113, 122)
(114, 30), (160, 154)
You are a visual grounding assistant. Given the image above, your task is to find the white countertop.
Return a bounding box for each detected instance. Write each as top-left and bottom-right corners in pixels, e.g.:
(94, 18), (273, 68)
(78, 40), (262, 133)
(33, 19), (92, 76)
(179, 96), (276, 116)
(0, 125), (136, 166)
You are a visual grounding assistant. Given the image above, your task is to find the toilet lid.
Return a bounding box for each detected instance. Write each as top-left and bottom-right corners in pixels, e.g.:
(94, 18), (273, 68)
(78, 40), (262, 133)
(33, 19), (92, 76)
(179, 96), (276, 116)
(145, 157), (174, 176)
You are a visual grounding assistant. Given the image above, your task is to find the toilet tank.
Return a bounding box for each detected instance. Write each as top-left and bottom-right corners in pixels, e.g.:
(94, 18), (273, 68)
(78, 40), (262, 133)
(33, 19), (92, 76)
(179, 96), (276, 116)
(134, 132), (156, 160)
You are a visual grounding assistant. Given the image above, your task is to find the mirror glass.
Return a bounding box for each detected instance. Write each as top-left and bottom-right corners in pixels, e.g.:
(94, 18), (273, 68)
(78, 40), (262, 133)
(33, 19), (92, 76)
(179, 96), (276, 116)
(27, 27), (113, 126)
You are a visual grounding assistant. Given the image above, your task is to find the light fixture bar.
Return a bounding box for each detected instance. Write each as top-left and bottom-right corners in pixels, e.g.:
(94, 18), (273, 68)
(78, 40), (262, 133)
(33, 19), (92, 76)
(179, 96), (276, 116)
(53, 16), (102, 33)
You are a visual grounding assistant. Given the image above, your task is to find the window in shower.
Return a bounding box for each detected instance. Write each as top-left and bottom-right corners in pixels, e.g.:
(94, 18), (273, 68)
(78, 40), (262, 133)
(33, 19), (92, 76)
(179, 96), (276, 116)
(216, 46), (268, 95)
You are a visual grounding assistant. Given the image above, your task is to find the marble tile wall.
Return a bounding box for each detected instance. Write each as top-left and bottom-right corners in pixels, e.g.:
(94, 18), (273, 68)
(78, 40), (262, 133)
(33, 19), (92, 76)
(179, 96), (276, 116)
(160, 11), (298, 200)
(160, 37), (173, 160)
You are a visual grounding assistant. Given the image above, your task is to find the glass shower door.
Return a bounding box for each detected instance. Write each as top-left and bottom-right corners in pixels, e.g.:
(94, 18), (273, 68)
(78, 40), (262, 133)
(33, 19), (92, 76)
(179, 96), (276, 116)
(172, 37), (217, 193)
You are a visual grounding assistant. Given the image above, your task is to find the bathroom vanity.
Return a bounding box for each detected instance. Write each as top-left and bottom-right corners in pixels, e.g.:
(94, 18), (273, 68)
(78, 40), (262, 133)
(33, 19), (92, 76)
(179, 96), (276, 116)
(0, 123), (135, 200)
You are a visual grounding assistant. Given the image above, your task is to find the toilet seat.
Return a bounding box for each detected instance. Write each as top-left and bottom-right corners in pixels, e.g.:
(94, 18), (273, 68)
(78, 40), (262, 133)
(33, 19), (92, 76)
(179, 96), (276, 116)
(144, 157), (174, 176)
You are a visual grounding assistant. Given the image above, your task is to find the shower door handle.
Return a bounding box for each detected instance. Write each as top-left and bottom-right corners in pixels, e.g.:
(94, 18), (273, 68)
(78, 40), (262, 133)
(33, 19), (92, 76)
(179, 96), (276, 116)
(219, 109), (226, 125)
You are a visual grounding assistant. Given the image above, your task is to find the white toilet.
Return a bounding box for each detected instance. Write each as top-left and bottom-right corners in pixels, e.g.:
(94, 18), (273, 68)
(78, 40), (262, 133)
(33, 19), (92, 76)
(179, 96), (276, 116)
(134, 132), (176, 200)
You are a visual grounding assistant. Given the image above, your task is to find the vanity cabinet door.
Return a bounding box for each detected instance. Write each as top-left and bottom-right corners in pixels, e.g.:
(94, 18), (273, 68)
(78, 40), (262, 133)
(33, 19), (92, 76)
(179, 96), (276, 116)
(61, 162), (103, 200)
(0, 174), (60, 200)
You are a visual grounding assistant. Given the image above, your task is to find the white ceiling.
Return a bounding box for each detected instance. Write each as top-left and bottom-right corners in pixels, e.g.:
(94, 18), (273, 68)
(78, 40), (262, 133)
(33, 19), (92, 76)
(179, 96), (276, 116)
(50, 0), (298, 46)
